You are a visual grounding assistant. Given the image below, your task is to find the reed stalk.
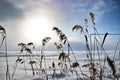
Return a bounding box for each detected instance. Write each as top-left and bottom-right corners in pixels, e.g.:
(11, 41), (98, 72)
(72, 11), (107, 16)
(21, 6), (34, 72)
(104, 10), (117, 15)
(40, 37), (51, 79)
(0, 26), (11, 80)
(53, 27), (85, 79)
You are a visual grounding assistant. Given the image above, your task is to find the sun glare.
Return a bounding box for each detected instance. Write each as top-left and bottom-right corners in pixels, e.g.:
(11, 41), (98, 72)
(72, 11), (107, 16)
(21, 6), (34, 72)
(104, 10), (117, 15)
(22, 16), (54, 44)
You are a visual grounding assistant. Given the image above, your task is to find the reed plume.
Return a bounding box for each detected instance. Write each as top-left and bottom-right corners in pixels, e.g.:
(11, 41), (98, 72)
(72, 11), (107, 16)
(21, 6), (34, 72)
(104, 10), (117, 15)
(0, 25), (6, 48)
(107, 55), (116, 76)
(72, 25), (83, 33)
(89, 12), (95, 25)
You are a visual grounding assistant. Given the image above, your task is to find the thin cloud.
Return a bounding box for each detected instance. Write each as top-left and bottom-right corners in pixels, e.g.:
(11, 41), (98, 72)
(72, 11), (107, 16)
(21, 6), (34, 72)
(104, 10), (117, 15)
(57, 0), (119, 16)
(0, 0), (25, 21)
(90, 0), (119, 15)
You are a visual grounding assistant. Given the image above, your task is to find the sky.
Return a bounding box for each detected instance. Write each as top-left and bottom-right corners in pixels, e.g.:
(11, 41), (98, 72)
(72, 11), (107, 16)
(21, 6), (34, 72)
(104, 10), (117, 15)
(0, 0), (120, 51)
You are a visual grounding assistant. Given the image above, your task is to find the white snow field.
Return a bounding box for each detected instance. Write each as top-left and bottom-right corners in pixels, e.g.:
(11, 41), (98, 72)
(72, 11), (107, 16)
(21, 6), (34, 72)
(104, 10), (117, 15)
(0, 51), (120, 80)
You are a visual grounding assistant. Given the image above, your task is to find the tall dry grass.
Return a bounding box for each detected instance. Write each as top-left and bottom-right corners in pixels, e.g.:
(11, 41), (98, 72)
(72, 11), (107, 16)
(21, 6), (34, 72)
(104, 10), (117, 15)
(0, 25), (10, 80)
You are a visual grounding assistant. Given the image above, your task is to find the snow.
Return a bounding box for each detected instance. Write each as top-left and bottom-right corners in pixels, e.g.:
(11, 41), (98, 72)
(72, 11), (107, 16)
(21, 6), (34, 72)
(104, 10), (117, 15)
(0, 51), (120, 80)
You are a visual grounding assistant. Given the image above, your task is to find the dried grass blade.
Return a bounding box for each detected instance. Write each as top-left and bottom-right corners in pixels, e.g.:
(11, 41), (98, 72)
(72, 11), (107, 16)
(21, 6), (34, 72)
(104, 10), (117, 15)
(102, 33), (108, 46)
(107, 55), (116, 76)
(84, 35), (90, 52)
(52, 61), (55, 68)
(0, 36), (5, 48)
(99, 68), (103, 80)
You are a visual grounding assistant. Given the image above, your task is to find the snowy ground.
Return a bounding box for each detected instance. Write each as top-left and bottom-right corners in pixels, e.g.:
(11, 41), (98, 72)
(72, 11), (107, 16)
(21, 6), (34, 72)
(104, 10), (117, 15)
(0, 51), (120, 80)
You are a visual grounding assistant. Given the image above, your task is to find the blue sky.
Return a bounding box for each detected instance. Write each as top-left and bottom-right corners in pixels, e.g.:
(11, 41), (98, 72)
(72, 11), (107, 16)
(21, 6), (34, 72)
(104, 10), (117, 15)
(0, 0), (120, 51)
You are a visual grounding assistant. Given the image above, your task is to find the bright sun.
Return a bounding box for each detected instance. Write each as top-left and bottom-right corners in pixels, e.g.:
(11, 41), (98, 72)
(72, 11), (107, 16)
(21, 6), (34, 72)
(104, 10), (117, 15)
(22, 16), (54, 44)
